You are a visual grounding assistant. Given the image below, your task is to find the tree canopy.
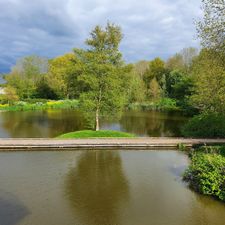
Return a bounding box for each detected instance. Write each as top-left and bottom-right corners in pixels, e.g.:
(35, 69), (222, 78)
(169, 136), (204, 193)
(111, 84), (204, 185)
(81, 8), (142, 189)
(74, 23), (132, 130)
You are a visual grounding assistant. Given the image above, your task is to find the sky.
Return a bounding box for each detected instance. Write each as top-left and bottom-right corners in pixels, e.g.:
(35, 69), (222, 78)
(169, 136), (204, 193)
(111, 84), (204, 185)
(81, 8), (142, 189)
(0, 0), (202, 73)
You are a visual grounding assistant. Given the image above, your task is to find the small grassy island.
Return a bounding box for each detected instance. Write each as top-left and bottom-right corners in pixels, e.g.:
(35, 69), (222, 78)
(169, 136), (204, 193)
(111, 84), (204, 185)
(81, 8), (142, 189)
(57, 130), (136, 138)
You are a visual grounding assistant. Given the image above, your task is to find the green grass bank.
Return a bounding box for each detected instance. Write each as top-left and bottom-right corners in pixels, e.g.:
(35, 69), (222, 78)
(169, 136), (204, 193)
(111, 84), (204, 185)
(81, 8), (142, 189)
(0, 100), (79, 112)
(57, 130), (136, 138)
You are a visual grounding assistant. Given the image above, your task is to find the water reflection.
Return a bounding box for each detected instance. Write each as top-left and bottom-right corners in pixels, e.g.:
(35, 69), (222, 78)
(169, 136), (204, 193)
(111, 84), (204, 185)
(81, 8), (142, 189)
(118, 110), (188, 137)
(65, 151), (129, 225)
(0, 109), (86, 138)
(0, 191), (29, 225)
(0, 109), (188, 138)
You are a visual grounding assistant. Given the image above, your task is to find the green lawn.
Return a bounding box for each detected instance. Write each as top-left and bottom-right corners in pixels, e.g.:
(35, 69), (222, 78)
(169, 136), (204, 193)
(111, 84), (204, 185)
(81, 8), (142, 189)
(57, 130), (136, 138)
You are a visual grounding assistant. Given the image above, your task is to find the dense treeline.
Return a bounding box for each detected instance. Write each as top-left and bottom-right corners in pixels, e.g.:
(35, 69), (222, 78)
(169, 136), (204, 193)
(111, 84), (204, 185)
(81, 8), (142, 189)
(2, 46), (199, 111)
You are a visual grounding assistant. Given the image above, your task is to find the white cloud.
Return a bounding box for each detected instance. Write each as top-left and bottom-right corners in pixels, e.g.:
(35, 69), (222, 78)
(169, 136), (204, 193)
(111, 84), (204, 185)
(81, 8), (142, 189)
(0, 0), (201, 72)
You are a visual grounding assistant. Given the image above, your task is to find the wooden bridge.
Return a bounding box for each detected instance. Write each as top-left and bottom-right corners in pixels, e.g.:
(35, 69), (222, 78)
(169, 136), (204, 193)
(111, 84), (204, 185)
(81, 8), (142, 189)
(0, 138), (225, 151)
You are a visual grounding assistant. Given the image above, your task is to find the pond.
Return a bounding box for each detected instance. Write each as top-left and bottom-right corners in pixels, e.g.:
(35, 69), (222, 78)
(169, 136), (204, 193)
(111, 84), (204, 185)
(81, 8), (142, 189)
(0, 150), (224, 225)
(0, 109), (188, 138)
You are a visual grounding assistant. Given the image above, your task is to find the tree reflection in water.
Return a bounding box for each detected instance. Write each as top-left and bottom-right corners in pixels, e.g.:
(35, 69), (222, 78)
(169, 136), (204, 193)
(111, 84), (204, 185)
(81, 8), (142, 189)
(65, 150), (129, 225)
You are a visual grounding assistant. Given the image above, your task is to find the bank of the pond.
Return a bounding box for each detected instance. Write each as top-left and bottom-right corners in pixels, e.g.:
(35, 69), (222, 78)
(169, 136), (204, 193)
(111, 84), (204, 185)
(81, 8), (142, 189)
(0, 100), (79, 111)
(127, 98), (180, 111)
(184, 145), (225, 202)
(0, 98), (183, 113)
(57, 130), (136, 138)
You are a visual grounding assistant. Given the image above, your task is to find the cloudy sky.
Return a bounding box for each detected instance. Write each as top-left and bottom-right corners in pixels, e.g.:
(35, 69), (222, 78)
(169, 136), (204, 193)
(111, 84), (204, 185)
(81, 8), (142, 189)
(0, 0), (202, 73)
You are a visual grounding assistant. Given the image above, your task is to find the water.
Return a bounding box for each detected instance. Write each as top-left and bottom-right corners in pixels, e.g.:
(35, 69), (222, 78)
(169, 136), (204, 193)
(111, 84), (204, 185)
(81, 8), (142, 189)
(0, 109), (188, 138)
(0, 150), (224, 225)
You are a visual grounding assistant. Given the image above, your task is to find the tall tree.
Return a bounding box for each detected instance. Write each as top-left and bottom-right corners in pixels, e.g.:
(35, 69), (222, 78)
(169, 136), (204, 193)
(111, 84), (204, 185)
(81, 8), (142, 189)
(144, 58), (168, 97)
(191, 49), (225, 114)
(2, 86), (19, 105)
(134, 60), (149, 78)
(48, 53), (81, 99)
(148, 77), (162, 100)
(74, 23), (131, 130)
(197, 0), (225, 52)
(5, 55), (48, 99)
(127, 67), (146, 103)
(166, 47), (198, 72)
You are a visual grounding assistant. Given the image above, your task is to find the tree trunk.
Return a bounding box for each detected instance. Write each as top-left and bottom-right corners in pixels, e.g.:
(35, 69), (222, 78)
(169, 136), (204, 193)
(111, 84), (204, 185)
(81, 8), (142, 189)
(95, 107), (99, 131)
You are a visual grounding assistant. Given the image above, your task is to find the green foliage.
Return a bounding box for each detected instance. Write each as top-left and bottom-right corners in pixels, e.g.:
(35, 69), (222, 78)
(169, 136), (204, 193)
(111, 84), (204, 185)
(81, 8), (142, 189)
(127, 66), (147, 103)
(128, 98), (178, 111)
(191, 49), (225, 114)
(0, 100), (79, 112)
(48, 53), (81, 99)
(5, 55), (48, 99)
(144, 58), (168, 98)
(177, 143), (187, 151)
(57, 130), (135, 138)
(1, 86), (19, 105)
(183, 152), (225, 201)
(182, 113), (225, 138)
(196, 0), (225, 52)
(75, 23), (131, 130)
(166, 70), (196, 114)
(166, 70), (193, 99)
(35, 76), (58, 99)
(166, 48), (198, 73)
(195, 145), (225, 157)
(148, 77), (162, 100)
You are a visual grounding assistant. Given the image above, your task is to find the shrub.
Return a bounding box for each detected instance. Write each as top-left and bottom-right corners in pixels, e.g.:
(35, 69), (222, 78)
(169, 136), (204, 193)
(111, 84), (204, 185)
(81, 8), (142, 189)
(195, 145), (225, 157)
(127, 98), (178, 111)
(182, 113), (225, 138)
(25, 98), (49, 104)
(183, 152), (225, 201)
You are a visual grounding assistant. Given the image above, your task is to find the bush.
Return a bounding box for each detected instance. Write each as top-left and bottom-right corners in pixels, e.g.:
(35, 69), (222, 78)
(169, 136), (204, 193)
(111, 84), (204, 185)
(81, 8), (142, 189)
(127, 98), (179, 111)
(194, 145), (225, 157)
(182, 113), (225, 138)
(0, 99), (79, 112)
(24, 98), (49, 104)
(183, 152), (225, 201)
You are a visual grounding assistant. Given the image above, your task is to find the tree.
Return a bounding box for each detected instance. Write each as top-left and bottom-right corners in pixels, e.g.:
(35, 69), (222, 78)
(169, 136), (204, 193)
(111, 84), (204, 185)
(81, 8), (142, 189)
(74, 23), (131, 130)
(166, 53), (184, 71)
(2, 86), (19, 105)
(134, 60), (149, 78)
(127, 67), (146, 103)
(191, 49), (225, 114)
(196, 0), (225, 52)
(144, 58), (168, 97)
(148, 78), (162, 100)
(35, 75), (58, 99)
(47, 53), (81, 99)
(5, 55), (48, 99)
(166, 47), (198, 72)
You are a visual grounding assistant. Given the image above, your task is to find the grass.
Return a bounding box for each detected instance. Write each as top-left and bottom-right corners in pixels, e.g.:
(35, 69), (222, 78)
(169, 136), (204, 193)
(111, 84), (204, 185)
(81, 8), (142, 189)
(0, 100), (79, 112)
(57, 130), (136, 138)
(127, 98), (179, 111)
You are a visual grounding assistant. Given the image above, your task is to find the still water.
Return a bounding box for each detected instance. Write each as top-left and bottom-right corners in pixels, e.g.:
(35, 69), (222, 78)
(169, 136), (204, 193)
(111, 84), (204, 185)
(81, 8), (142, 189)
(0, 109), (188, 138)
(0, 150), (225, 225)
